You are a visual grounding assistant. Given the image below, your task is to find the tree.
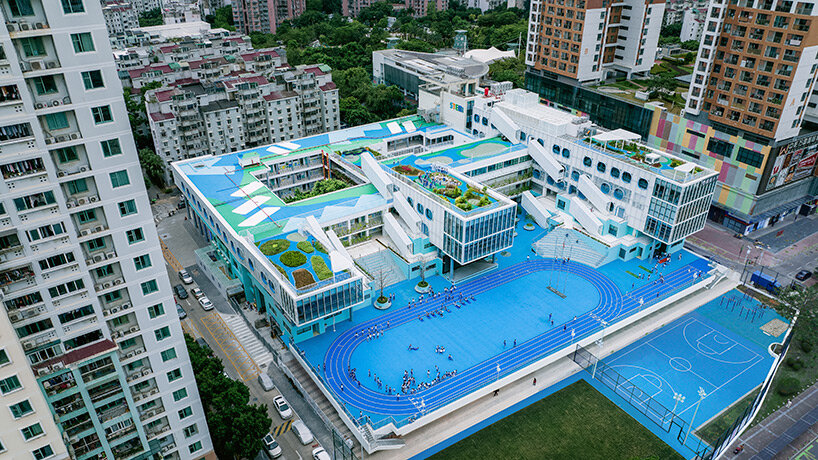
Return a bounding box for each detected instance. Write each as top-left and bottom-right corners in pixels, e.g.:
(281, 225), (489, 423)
(205, 6), (235, 31)
(645, 73), (678, 95)
(333, 67), (372, 100)
(489, 55), (525, 88)
(138, 8), (163, 27)
(138, 148), (165, 186)
(681, 40), (699, 51)
(186, 335), (271, 460)
(397, 39), (436, 53)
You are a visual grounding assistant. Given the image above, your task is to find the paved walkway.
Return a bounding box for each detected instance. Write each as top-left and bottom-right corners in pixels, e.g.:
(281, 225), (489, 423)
(727, 381), (818, 460)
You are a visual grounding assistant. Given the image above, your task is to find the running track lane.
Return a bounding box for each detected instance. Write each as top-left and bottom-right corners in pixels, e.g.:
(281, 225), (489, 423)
(322, 258), (711, 422)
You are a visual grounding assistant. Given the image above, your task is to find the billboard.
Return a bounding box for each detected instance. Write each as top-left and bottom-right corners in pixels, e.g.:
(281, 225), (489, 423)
(767, 140), (818, 190)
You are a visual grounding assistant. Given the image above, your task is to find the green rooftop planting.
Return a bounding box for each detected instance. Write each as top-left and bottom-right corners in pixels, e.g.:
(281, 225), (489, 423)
(297, 241), (315, 253)
(280, 250), (307, 267)
(259, 239), (289, 256)
(312, 256), (333, 280)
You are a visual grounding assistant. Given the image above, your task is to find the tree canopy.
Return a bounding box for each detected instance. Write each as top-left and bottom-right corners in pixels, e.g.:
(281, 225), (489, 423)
(205, 6), (235, 31)
(186, 335), (271, 460)
(138, 8), (163, 27)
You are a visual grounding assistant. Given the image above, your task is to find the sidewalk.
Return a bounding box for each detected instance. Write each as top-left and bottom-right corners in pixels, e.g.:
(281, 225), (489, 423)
(726, 381), (818, 460)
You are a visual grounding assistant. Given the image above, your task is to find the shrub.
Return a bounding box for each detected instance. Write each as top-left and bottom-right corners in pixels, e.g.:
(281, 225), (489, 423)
(800, 339), (813, 353)
(271, 263), (287, 277)
(314, 241), (328, 253)
(260, 239), (290, 256)
(417, 280), (429, 287)
(311, 256), (333, 280)
(280, 250), (307, 267)
(297, 241), (315, 253)
(786, 357), (804, 371)
(777, 377), (801, 397)
(377, 295), (389, 303)
(670, 159), (684, 167)
(292, 268), (315, 288)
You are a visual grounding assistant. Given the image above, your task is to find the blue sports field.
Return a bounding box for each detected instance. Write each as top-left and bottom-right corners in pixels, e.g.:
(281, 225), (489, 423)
(298, 221), (712, 428)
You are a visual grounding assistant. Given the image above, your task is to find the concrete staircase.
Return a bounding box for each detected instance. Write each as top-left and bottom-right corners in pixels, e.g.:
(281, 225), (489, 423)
(533, 228), (607, 267)
(355, 250), (407, 288)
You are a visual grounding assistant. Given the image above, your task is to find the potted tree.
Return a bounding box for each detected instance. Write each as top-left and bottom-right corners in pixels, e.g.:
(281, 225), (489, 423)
(374, 269), (391, 310)
(415, 262), (431, 294)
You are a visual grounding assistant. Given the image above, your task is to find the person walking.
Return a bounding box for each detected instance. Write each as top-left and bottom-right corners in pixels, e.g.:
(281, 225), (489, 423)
(533, 378), (537, 386)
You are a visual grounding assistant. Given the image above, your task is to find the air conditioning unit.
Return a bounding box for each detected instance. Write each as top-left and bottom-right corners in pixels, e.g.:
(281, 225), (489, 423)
(51, 99), (60, 106)
(66, 202), (74, 210)
(58, 171), (65, 177)
(29, 59), (43, 71)
(69, 133), (79, 140)
(77, 198), (87, 206)
(103, 282), (111, 289)
(35, 102), (44, 109)
(113, 279), (122, 285)
(134, 393), (143, 401)
(103, 309), (110, 316)
(44, 136), (53, 144)
(136, 349), (144, 355)
(57, 135), (67, 143)
(142, 369), (150, 376)
(95, 283), (103, 291)
(122, 303), (130, 309)
(9, 312), (20, 321)
(37, 368), (49, 376)
(52, 362), (63, 370)
(130, 326), (138, 333)
(46, 61), (57, 69)
(94, 226), (103, 233)
(80, 166), (87, 172)
(93, 254), (104, 262)
(150, 388), (158, 394)
(106, 252), (115, 259)
(111, 307), (119, 313)
(23, 341), (34, 350)
(89, 195), (98, 202)
(19, 21), (30, 30)
(127, 352), (134, 358)
(20, 61), (31, 72)
(34, 22), (44, 29)
(80, 229), (90, 236)
(6, 23), (18, 32)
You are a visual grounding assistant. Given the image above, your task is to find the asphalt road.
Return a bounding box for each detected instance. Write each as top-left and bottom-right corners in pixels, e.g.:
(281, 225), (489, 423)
(154, 197), (323, 460)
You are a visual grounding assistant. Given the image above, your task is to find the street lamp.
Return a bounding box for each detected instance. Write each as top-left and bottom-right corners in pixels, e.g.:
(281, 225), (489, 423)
(684, 387), (707, 444)
(670, 392), (685, 425)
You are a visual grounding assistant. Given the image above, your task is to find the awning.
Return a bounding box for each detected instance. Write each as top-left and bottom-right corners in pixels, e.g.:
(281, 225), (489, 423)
(591, 129), (641, 143)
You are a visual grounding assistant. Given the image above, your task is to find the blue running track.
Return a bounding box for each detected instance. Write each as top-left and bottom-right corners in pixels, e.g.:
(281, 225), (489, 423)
(323, 257), (711, 424)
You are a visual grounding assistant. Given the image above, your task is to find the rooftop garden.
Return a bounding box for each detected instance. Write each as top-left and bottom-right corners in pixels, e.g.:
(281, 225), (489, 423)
(282, 178), (350, 204)
(257, 235), (334, 289)
(393, 165), (495, 212)
(584, 138), (702, 174)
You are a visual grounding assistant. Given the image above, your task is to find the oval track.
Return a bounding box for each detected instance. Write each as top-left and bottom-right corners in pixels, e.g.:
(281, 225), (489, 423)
(322, 257), (709, 422)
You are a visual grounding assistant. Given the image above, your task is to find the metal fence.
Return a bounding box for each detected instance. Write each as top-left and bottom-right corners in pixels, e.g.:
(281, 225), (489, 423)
(572, 345), (712, 458)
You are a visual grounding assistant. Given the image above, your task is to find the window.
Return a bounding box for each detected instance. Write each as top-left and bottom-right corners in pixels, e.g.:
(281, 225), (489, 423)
(173, 388), (188, 401)
(147, 303), (164, 319)
(178, 406), (193, 419)
(70, 33), (94, 53)
(86, 237), (105, 251)
(160, 347), (177, 362)
(184, 424), (199, 438)
(597, 162), (606, 173)
(9, 399), (33, 418)
(53, 146), (78, 163)
(0, 350), (9, 366)
(8, 0), (34, 16)
(126, 228), (144, 244)
(189, 441), (203, 454)
(66, 179), (87, 195)
(32, 76), (57, 95)
(583, 156), (592, 167)
(109, 170), (129, 188)
(44, 113), (69, 130)
(81, 70), (103, 90)
(622, 172), (632, 183)
(20, 37), (45, 57)
(154, 326), (170, 341)
(21, 422), (43, 440)
(118, 199), (136, 216)
(141, 280), (158, 295)
(76, 209), (96, 224)
(61, 0), (84, 13)
(32, 444), (53, 460)
(638, 178), (649, 189)
(425, 208), (432, 220)
(736, 147), (763, 167)
(0, 375), (22, 394)
(91, 106), (112, 124)
(101, 139), (122, 157)
(167, 368), (182, 382)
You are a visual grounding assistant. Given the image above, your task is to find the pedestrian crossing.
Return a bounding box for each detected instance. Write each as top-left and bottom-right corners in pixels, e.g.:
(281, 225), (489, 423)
(221, 312), (275, 371)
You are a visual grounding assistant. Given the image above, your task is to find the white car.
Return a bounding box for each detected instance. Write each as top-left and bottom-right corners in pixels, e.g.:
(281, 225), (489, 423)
(262, 433), (282, 459)
(273, 395), (292, 419)
(198, 296), (213, 311)
(292, 420), (313, 445)
(312, 447), (331, 460)
(191, 287), (204, 299)
(178, 270), (193, 284)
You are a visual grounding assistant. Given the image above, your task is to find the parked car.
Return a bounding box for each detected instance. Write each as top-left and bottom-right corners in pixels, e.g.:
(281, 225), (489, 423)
(179, 270), (193, 284)
(177, 199), (187, 209)
(174, 284), (188, 299)
(262, 434), (282, 459)
(199, 296), (213, 311)
(258, 373), (275, 391)
(195, 338), (210, 351)
(273, 395), (292, 419)
(190, 287), (204, 299)
(795, 270), (812, 281)
(176, 303), (186, 319)
(291, 420), (313, 445)
(312, 447), (331, 460)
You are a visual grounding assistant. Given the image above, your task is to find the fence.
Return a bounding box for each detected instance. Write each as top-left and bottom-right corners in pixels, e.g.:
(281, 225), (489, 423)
(699, 314), (797, 460)
(572, 345), (712, 458)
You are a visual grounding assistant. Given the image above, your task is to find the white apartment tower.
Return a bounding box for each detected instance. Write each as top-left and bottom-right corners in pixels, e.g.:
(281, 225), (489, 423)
(0, 1), (213, 459)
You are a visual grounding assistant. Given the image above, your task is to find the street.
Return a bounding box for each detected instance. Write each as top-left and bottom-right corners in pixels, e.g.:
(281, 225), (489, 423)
(153, 195), (324, 460)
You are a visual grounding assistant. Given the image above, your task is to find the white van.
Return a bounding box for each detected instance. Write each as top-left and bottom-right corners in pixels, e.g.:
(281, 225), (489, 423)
(258, 373), (275, 392)
(292, 420), (314, 445)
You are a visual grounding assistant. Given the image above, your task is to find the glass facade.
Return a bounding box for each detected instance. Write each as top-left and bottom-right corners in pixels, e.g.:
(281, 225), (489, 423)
(644, 176), (718, 243)
(295, 279), (363, 324)
(443, 206), (515, 264)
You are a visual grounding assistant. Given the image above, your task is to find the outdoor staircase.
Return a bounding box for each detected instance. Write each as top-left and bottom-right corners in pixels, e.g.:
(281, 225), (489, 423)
(533, 228), (607, 267)
(355, 250), (407, 288)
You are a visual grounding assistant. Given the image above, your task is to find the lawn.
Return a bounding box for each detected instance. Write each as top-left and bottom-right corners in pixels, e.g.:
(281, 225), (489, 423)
(697, 389), (759, 444)
(431, 379), (684, 460)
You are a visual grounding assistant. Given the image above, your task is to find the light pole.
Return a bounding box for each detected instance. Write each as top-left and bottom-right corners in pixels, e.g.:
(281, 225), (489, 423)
(684, 387), (707, 444)
(670, 392), (685, 425)
(496, 363), (500, 382)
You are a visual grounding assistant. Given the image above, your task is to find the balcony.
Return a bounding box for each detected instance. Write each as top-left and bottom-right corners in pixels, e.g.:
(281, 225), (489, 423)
(52, 393), (85, 417)
(126, 365), (153, 384)
(74, 211), (108, 239)
(146, 418), (172, 439)
(88, 380), (124, 405)
(0, 121), (34, 147)
(0, 264), (35, 294)
(42, 372), (77, 397)
(27, 74), (71, 110)
(96, 402), (129, 424)
(139, 402), (165, 422)
(111, 323), (140, 342)
(40, 110), (82, 146)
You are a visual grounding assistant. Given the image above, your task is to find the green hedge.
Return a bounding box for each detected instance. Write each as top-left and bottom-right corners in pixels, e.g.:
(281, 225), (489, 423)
(314, 241), (328, 254)
(280, 250), (307, 267)
(777, 377), (800, 396)
(260, 239), (290, 256)
(311, 256), (333, 280)
(297, 241), (315, 253)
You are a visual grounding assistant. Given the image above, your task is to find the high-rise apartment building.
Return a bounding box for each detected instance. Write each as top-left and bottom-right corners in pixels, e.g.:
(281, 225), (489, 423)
(0, 0), (213, 459)
(684, 0), (818, 142)
(525, 0), (665, 83)
(232, 0), (306, 34)
(101, 2), (140, 37)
